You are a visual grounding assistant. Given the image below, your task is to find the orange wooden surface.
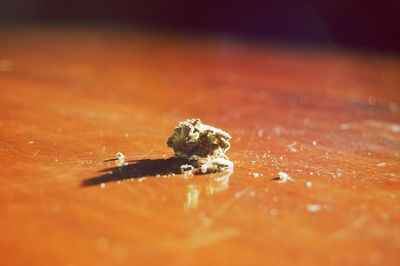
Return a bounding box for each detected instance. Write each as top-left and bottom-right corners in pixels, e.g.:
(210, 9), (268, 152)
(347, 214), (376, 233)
(0, 26), (399, 266)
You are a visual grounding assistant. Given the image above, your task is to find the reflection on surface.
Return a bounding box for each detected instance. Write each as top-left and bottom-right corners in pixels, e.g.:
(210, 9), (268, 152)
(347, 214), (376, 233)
(184, 169), (232, 210)
(83, 157), (232, 211)
(184, 185), (201, 210)
(206, 169), (231, 195)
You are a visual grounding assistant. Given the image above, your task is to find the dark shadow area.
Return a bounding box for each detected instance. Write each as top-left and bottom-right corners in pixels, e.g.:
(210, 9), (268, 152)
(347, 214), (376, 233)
(0, 0), (399, 53)
(81, 157), (197, 187)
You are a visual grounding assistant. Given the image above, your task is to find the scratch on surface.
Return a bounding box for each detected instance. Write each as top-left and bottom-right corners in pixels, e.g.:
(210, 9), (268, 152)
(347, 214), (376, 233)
(286, 142), (297, 152)
(186, 227), (240, 249)
(244, 130), (256, 155)
(33, 149), (40, 157)
(330, 216), (369, 240)
(215, 188), (252, 216)
(134, 149), (155, 160)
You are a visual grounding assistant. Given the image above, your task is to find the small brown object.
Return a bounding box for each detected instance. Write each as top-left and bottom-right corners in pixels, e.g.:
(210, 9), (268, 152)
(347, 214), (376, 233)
(167, 118), (231, 159)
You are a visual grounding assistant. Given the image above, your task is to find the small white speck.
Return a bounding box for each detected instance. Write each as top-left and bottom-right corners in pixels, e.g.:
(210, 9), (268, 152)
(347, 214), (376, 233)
(376, 163), (386, 167)
(340, 123), (351, 130)
(100, 183), (106, 188)
(307, 204), (321, 213)
(392, 124), (400, 132)
(257, 129), (265, 137)
(28, 141), (35, 144)
(250, 172), (261, 178)
(306, 181), (313, 188)
(278, 172), (293, 183)
(312, 140), (317, 146)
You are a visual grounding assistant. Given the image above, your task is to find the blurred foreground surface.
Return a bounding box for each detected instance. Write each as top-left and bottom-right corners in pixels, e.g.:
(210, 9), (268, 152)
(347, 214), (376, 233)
(0, 26), (399, 266)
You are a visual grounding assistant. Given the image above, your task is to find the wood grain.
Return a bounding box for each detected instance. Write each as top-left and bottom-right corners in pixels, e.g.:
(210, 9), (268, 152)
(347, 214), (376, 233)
(0, 26), (399, 266)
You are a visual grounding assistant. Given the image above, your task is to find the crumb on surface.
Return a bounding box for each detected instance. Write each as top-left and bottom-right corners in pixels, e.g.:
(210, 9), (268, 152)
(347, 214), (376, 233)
(167, 118), (231, 159)
(168, 118), (234, 174)
(278, 172), (293, 183)
(115, 152), (125, 160)
(115, 152), (126, 166)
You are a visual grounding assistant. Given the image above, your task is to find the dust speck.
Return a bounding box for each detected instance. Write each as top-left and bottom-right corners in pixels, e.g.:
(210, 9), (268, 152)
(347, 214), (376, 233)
(312, 140), (317, 146)
(307, 204), (321, 213)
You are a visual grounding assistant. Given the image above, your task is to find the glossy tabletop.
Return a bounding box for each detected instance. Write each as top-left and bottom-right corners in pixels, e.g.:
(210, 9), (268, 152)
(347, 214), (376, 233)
(0, 26), (399, 266)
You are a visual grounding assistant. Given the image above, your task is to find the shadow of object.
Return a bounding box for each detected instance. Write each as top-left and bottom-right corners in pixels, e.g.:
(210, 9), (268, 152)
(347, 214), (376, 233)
(81, 157), (197, 187)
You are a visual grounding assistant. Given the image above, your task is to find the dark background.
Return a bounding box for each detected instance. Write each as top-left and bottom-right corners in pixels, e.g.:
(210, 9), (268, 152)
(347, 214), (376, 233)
(1, 0), (399, 53)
